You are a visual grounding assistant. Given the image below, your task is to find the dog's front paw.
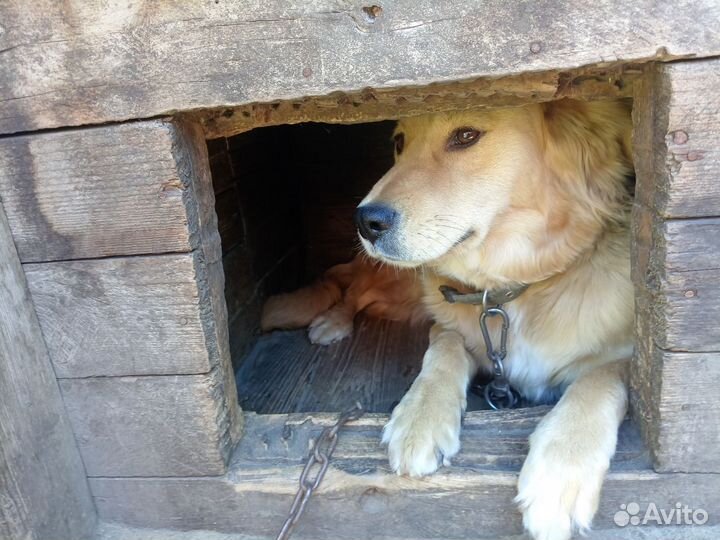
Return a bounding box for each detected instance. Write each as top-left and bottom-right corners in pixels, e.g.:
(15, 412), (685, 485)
(516, 432), (610, 540)
(382, 386), (462, 477)
(308, 308), (353, 345)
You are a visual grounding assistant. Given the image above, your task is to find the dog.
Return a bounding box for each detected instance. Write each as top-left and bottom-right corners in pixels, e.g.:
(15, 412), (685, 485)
(265, 98), (634, 540)
(261, 255), (424, 344)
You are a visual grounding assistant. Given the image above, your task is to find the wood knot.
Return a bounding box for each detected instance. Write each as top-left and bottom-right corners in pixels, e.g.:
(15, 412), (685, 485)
(686, 151), (704, 162)
(671, 130), (689, 145)
(362, 5), (383, 22)
(529, 41), (542, 54)
(684, 289), (697, 298)
(302, 67), (313, 78)
(359, 487), (388, 513)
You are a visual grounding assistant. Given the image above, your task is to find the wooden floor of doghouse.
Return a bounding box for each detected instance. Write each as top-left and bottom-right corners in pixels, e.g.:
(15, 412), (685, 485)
(235, 315), (497, 413)
(235, 316), (429, 413)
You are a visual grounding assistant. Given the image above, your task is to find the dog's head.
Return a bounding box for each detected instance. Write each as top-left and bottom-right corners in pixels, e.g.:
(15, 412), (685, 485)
(356, 99), (633, 285)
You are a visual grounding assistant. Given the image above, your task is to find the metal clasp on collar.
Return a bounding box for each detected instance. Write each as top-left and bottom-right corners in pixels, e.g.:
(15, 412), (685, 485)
(440, 284), (524, 410)
(478, 291), (519, 410)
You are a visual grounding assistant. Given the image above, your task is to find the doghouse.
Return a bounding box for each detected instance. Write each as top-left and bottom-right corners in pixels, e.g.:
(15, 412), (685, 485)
(1, 2), (719, 539)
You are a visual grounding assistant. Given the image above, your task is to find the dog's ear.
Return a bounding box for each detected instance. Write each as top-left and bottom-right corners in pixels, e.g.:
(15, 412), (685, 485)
(541, 99), (633, 185)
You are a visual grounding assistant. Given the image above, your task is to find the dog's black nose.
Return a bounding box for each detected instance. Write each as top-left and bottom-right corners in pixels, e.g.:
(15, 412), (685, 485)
(355, 204), (397, 243)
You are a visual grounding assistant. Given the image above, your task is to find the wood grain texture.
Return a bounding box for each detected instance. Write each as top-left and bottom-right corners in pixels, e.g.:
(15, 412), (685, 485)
(630, 326), (720, 473)
(631, 58), (720, 473)
(174, 119), (244, 459)
(19, 118), (243, 477)
(633, 60), (720, 218)
(1, 0), (719, 134)
(632, 214), (720, 353)
(199, 65), (640, 139)
(59, 368), (238, 478)
(88, 409), (720, 538)
(24, 254), (215, 377)
(0, 121), (197, 262)
(236, 317), (430, 414)
(654, 351), (720, 473)
(631, 196), (720, 474)
(0, 203), (96, 540)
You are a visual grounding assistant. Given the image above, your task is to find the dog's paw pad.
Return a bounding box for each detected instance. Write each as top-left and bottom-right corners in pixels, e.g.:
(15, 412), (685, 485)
(308, 310), (353, 345)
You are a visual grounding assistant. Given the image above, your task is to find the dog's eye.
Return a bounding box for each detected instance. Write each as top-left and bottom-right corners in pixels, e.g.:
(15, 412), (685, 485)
(394, 133), (405, 155)
(448, 128), (483, 149)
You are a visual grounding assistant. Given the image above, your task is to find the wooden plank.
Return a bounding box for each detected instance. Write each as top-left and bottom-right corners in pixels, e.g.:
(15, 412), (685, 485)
(93, 521), (720, 540)
(25, 118), (243, 477)
(1, 1), (719, 134)
(655, 351), (720, 472)
(236, 317), (430, 414)
(631, 202), (720, 474)
(632, 215), (720, 352)
(630, 335), (720, 473)
(631, 58), (720, 473)
(0, 121), (189, 262)
(0, 202), (96, 539)
(88, 410), (720, 538)
(176, 120), (244, 462)
(200, 65), (640, 140)
(59, 368), (240, 478)
(24, 253), (216, 377)
(0, 119), (225, 263)
(633, 60), (720, 218)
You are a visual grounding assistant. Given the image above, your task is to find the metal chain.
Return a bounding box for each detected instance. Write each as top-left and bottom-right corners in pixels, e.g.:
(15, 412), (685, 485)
(276, 403), (364, 540)
(478, 290), (519, 410)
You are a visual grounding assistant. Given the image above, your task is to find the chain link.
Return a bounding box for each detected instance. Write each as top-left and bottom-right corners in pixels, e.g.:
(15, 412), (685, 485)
(276, 403), (364, 540)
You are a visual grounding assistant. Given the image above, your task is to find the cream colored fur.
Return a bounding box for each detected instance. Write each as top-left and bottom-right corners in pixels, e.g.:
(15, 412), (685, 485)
(263, 99), (635, 540)
(363, 99), (635, 540)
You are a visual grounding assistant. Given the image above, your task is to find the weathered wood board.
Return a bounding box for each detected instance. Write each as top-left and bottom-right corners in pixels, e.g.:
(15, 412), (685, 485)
(0, 118), (224, 264)
(89, 409), (720, 538)
(632, 215), (720, 353)
(0, 202), (96, 540)
(1, 1), (719, 134)
(59, 368), (241, 478)
(0, 121), (191, 262)
(236, 317), (430, 414)
(25, 253), (217, 377)
(654, 351), (720, 473)
(199, 66), (640, 139)
(633, 60), (720, 218)
(4, 116), (244, 477)
(631, 59), (720, 473)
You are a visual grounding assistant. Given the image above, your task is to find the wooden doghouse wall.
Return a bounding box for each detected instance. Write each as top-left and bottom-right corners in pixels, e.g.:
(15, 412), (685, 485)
(2, 1), (720, 136)
(0, 205), (96, 540)
(631, 59), (720, 473)
(2, 2), (720, 538)
(0, 120), (242, 477)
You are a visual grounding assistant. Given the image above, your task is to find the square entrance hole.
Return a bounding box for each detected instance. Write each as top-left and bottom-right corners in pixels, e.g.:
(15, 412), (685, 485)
(207, 121), (438, 414)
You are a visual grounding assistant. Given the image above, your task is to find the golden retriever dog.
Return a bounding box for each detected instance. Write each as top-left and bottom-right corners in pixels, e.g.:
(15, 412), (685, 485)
(265, 98), (634, 540)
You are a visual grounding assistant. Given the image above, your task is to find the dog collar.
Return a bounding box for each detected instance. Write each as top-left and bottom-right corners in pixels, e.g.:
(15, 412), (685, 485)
(439, 282), (529, 410)
(439, 283), (529, 307)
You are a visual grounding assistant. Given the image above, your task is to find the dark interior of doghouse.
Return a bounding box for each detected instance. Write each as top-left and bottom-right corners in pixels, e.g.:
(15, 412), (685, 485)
(208, 122), (418, 414)
(208, 121), (504, 414)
